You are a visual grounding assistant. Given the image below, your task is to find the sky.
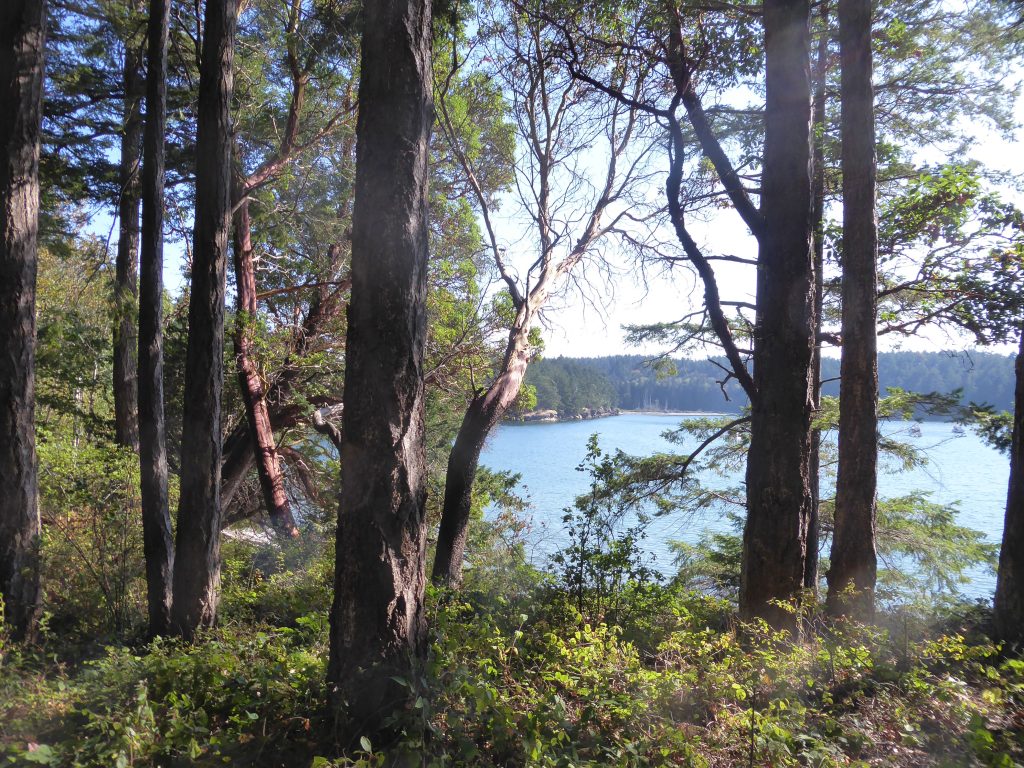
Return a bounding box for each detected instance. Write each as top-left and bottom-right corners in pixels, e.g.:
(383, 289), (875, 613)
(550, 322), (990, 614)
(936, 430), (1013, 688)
(535, 79), (1024, 360)
(88, 34), (1024, 364)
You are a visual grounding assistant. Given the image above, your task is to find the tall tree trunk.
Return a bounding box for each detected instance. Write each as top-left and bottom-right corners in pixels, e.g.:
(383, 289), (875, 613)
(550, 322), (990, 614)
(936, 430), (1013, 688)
(328, 0), (432, 737)
(432, 323), (532, 587)
(114, 31), (143, 450)
(995, 333), (1024, 645)
(827, 0), (878, 620)
(231, 180), (298, 537)
(138, 0), (174, 637)
(0, 0), (45, 644)
(805, 0), (830, 593)
(170, 0), (235, 640)
(740, 0), (817, 633)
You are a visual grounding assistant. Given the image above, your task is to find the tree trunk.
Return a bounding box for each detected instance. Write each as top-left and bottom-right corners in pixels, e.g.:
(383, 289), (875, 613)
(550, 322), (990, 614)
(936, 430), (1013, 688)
(138, 0), (174, 637)
(114, 31), (143, 450)
(432, 325), (531, 587)
(170, 0), (235, 640)
(219, 249), (350, 511)
(806, 0), (830, 593)
(328, 0), (432, 738)
(827, 0), (879, 620)
(0, 0), (45, 644)
(995, 333), (1024, 645)
(231, 180), (298, 537)
(740, 0), (817, 633)
(221, 420), (256, 503)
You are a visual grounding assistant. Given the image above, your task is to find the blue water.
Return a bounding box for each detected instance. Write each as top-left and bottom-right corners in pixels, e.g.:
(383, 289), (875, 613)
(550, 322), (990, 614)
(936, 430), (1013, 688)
(479, 413), (1009, 599)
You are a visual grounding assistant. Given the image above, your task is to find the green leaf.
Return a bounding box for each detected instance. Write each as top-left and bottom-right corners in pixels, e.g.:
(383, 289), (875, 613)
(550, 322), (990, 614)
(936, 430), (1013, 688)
(19, 745), (58, 766)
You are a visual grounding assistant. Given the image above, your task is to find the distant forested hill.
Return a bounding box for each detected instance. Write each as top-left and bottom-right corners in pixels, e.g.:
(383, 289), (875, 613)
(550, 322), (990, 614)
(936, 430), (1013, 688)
(522, 351), (1016, 416)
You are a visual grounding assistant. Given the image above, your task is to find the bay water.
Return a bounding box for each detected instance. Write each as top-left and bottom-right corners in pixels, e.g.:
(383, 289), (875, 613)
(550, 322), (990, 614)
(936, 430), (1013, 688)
(479, 413), (1009, 600)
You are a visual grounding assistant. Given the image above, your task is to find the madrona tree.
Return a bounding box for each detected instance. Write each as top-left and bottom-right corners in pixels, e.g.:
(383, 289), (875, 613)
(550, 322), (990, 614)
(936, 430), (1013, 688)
(432, 0), (657, 586)
(223, 0), (359, 536)
(214, 0), (359, 530)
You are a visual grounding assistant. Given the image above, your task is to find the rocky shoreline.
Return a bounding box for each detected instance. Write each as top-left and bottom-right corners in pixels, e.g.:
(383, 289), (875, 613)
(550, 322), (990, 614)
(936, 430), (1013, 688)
(508, 406), (621, 423)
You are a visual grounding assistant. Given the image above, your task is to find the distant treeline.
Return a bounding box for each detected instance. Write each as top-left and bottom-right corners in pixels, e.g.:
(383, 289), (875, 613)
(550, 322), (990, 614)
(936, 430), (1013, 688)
(523, 351), (1016, 415)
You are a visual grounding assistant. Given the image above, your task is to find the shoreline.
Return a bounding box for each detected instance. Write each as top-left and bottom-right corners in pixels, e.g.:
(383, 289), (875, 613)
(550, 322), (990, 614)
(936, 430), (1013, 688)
(505, 408), (739, 425)
(620, 409), (735, 417)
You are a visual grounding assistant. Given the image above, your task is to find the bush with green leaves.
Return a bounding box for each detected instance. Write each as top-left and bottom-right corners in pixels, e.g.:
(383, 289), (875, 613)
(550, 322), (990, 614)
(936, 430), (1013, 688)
(37, 436), (150, 638)
(549, 435), (664, 630)
(1, 619), (328, 767)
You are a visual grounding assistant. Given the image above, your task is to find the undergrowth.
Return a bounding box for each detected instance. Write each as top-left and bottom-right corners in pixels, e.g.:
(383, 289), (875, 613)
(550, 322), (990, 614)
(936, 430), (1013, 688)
(3, 542), (1024, 767)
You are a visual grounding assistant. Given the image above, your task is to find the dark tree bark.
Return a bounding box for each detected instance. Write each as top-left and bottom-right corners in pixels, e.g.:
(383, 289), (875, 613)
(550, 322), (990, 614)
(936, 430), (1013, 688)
(138, 0), (174, 637)
(740, 0), (817, 633)
(114, 31), (143, 450)
(327, 0), (432, 736)
(221, 424), (257, 508)
(0, 0), (45, 644)
(170, 0), (235, 640)
(827, 0), (879, 620)
(995, 334), (1024, 645)
(230, 178), (298, 537)
(806, 0), (830, 593)
(432, 322), (531, 587)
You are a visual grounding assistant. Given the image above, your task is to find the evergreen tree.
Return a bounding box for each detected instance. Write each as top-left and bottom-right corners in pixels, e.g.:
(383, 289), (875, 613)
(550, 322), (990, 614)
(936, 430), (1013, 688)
(827, 0), (880, 619)
(328, 0), (433, 736)
(739, 0), (818, 631)
(0, 0), (46, 643)
(138, 0), (174, 637)
(170, 0), (236, 639)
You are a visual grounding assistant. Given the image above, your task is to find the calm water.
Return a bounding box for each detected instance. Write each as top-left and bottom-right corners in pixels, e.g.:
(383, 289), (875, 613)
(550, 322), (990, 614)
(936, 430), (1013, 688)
(479, 413), (1010, 599)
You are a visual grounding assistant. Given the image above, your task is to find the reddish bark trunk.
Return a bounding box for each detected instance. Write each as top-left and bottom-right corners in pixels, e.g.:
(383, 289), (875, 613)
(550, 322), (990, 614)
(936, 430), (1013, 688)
(432, 326), (531, 587)
(0, 0), (45, 643)
(219, 268), (350, 511)
(231, 182), (298, 537)
(138, 0), (174, 636)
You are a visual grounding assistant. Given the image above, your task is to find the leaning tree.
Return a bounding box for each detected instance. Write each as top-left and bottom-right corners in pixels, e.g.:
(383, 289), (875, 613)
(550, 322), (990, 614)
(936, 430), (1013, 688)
(432, 0), (659, 586)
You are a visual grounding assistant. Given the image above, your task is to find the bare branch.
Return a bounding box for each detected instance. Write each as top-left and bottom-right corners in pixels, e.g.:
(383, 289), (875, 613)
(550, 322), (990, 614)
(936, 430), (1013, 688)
(665, 112), (758, 400)
(665, 13), (765, 240)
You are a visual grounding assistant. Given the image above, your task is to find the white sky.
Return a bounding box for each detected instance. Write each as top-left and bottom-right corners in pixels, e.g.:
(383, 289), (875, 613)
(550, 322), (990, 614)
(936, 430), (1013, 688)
(537, 82), (1024, 360)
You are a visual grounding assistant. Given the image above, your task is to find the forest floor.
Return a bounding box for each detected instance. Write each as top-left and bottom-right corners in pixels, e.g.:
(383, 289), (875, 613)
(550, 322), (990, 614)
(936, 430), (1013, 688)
(3, 539), (1024, 767)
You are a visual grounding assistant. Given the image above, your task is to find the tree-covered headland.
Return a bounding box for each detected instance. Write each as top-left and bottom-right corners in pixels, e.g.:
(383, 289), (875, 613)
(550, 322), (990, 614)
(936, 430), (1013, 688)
(2, 0), (1024, 765)
(519, 351), (1018, 417)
